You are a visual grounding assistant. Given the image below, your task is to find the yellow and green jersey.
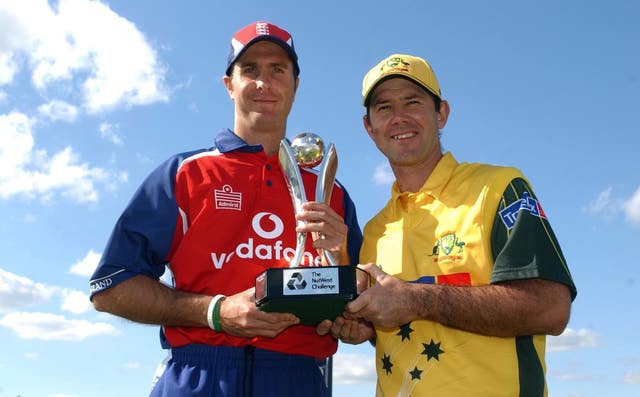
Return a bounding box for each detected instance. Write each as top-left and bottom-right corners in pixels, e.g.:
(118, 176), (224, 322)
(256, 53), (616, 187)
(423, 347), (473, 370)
(361, 152), (576, 397)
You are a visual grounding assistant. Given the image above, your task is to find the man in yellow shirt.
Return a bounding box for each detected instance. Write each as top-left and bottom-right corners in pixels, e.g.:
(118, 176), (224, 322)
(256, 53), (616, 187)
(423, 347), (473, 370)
(318, 54), (576, 396)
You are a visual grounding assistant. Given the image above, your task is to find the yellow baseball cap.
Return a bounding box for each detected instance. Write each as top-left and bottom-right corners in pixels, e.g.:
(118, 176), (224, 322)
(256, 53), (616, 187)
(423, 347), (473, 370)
(362, 54), (442, 106)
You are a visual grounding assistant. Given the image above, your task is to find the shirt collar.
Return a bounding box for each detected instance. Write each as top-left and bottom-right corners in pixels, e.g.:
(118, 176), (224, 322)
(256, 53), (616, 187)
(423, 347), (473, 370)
(391, 151), (459, 203)
(214, 129), (264, 153)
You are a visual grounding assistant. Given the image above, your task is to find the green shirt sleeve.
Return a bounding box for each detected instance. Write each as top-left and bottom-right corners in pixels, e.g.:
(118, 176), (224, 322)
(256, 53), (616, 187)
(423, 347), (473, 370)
(490, 178), (577, 300)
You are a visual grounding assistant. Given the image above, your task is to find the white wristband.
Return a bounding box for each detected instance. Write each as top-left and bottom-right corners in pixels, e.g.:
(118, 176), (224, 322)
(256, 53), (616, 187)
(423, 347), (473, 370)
(207, 294), (226, 330)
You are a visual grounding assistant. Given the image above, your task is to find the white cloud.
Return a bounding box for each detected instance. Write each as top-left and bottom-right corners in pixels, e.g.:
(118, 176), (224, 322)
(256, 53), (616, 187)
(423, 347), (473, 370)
(46, 146), (109, 202)
(0, 48), (20, 85)
(99, 122), (123, 145)
(0, 267), (54, 312)
(136, 152), (155, 165)
(547, 328), (598, 352)
(123, 361), (141, 369)
(372, 162), (394, 186)
(23, 212), (37, 223)
(105, 170), (129, 193)
(584, 187), (619, 219)
(50, 394), (80, 397)
(24, 352), (38, 359)
(0, 112), (36, 178)
(1, 267), (89, 314)
(0, 311), (119, 341)
(585, 186), (640, 227)
(623, 371), (640, 384)
(70, 249), (101, 277)
(0, 0), (168, 113)
(332, 352), (377, 385)
(60, 289), (91, 314)
(38, 99), (79, 122)
(553, 372), (597, 382)
(0, 111), (118, 203)
(0, 53), (17, 84)
(622, 187), (640, 227)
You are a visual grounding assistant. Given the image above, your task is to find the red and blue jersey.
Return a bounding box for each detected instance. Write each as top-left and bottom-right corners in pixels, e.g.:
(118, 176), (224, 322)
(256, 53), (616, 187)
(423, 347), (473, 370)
(90, 129), (362, 359)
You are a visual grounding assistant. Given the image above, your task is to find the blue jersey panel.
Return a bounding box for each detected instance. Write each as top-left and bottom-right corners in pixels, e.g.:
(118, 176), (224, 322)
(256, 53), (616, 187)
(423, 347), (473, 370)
(89, 148), (209, 297)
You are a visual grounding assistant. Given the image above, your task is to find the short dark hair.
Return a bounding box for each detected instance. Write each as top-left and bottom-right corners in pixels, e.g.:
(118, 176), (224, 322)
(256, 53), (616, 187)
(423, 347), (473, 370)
(365, 84), (442, 119)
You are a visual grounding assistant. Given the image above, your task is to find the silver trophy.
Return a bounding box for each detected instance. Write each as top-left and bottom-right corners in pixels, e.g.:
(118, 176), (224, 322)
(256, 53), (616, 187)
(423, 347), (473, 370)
(279, 132), (338, 267)
(254, 133), (357, 325)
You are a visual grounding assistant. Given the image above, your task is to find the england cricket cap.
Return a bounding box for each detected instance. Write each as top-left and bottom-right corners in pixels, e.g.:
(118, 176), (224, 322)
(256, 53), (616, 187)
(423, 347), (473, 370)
(226, 21), (299, 76)
(362, 54), (442, 106)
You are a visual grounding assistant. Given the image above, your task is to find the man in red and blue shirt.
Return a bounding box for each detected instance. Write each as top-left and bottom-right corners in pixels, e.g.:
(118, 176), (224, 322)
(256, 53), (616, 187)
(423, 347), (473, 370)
(90, 21), (362, 397)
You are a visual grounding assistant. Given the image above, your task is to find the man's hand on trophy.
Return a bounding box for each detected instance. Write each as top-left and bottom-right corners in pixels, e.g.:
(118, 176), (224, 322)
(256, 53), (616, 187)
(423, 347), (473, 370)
(314, 266), (373, 341)
(316, 316), (375, 345)
(356, 266), (372, 294)
(219, 287), (300, 338)
(296, 201), (348, 264)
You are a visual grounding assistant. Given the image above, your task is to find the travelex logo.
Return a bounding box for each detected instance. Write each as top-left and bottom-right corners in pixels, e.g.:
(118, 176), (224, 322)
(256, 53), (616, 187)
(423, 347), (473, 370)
(499, 191), (547, 230)
(210, 212), (322, 269)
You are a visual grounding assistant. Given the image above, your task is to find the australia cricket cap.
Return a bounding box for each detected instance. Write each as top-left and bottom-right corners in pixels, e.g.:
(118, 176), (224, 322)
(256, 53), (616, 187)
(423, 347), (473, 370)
(226, 21), (300, 76)
(362, 54), (442, 106)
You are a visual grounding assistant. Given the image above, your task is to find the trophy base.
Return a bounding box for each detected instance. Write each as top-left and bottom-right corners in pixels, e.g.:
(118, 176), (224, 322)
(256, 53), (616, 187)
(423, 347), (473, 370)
(255, 266), (357, 325)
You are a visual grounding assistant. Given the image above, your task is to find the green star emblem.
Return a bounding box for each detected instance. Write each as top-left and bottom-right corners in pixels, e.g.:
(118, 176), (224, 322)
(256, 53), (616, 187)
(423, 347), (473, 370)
(409, 366), (423, 380)
(396, 323), (414, 342)
(381, 353), (393, 375)
(421, 339), (444, 361)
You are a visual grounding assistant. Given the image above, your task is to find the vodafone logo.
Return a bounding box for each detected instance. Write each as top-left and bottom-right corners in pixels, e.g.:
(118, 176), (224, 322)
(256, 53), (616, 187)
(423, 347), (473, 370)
(252, 212), (284, 239)
(210, 212), (322, 269)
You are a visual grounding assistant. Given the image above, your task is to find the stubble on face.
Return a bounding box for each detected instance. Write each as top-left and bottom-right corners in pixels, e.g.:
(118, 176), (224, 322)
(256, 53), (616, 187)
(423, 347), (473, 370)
(365, 78), (442, 170)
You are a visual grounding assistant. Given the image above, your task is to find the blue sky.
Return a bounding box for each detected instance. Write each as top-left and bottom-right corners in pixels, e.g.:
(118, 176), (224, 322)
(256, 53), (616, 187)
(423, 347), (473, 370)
(0, 0), (638, 396)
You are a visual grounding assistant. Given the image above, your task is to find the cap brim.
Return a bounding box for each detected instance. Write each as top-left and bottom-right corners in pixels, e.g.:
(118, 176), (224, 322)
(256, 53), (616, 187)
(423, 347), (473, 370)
(363, 74), (441, 106)
(226, 36), (299, 76)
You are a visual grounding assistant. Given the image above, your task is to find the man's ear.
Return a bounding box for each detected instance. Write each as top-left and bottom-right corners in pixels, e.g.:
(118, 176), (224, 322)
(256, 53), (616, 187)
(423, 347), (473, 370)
(436, 100), (450, 129)
(223, 75), (233, 99)
(362, 114), (374, 139)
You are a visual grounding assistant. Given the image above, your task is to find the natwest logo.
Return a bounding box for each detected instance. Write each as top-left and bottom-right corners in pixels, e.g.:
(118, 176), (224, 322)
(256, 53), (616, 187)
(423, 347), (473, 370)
(210, 212), (322, 269)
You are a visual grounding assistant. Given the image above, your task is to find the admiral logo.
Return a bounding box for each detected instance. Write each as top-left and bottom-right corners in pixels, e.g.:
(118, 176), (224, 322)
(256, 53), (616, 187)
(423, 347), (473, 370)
(210, 212), (322, 269)
(214, 184), (242, 211)
(499, 191), (547, 230)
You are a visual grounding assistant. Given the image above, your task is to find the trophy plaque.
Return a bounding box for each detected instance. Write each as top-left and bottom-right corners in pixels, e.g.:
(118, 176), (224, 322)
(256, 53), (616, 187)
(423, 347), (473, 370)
(255, 133), (358, 325)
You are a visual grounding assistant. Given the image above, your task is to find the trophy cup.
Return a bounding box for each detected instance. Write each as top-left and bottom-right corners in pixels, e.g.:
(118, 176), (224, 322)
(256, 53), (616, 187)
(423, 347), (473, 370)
(255, 133), (358, 325)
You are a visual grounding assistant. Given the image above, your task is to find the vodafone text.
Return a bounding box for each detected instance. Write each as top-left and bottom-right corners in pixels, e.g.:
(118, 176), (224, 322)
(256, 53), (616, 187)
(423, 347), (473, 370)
(210, 212), (323, 269)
